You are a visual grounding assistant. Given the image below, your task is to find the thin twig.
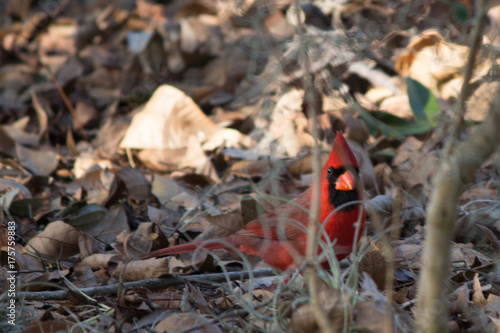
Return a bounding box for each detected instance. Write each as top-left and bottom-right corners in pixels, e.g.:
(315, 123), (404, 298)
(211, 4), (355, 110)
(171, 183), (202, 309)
(45, 67), (89, 141)
(290, 1), (334, 332)
(444, 0), (489, 156)
(9, 269), (275, 301)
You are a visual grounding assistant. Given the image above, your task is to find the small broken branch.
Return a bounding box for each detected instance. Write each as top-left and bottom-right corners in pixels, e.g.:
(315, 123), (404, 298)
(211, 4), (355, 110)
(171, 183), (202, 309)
(8, 269), (276, 301)
(415, 89), (500, 332)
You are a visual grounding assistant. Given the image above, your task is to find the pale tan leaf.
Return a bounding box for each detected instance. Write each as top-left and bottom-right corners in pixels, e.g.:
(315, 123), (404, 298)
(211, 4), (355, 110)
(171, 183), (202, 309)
(180, 135), (220, 182)
(30, 91), (49, 139)
(154, 312), (222, 333)
(195, 211), (244, 242)
(73, 153), (113, 179)
(4, 116), (40, 146)
(288, 288), (352, 333)
(472, 273), (487, 307)
(81, 253), (120, 270)
(113, 257), (169, 281)
(151, 175), (186, 205)
(119, 85), (251, 150)
(466, 81), (500, 122)
(355, 299), (392, 333)
(25, 221), (80, 261)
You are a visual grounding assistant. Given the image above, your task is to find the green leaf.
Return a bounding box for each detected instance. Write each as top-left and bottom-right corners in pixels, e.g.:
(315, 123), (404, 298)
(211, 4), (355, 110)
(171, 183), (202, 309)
(450, 1), (469, 22)
(359, 110), (433, 137)
(358, 110), (405, 139)
(406, 77), (441, 126)
(65, 204), (107, 228)
(55, 199), (87, 218)
(9, 198), (45, 217)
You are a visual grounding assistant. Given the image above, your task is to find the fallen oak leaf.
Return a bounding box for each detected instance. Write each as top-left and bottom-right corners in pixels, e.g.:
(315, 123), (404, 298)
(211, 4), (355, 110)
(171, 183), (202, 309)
(474, 223), (500, 254)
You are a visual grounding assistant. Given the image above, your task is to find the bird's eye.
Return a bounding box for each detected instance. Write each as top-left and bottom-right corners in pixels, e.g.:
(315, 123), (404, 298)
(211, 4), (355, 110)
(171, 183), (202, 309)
(327, 166), (333, 174)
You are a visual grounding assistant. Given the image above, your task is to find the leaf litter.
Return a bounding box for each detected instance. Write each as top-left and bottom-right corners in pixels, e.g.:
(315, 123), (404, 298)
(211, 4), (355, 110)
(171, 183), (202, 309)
(1, 0), (499, 332)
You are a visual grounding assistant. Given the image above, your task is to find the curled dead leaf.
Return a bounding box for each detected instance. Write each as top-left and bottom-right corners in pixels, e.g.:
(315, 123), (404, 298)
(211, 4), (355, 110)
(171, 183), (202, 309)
(113, 257), (169, 281)
(472, 273), (487, 308)
(154, 312), (222, 333)
(82, 253), (120, 270)
(24, 221), (80, 261)
(288, 288), (352, 333)
(119, 85), (252, 151)
(197, 212), (244, 241)
(359, 250), (387, 290)
(115, 222), (155, 259)
(365, 195), (394, 219)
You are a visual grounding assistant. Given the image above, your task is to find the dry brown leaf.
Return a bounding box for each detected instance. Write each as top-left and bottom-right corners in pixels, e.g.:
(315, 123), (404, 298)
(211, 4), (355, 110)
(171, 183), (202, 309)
(81, 253), (120, 270)
(137, 148), (187, 172)
(73, 153), (113, 179)
(24, 221), (80, 261)
(6, 246), (49, 289)
(379, 95), (414, 119)
(196, 211), (244, 242)
(80, 204), (129, 250)
(119, 85), (252, 150)
(4, 116), (39, 146)
(365, 195), (394, 219)
(288, 288), (352, 333)
(30, 91), (49, 140)
(154, 312), (222, 333)
(450, 243), (491, 268)
(472, 273), (487, 308)
(113, 257), (169, 281)
(347, 139), (376, 190)
(345, 115), (369, 146)
(396, 29), (491, 93)
(151, 175), (186, 205)
(241, 196), (266, 224)
(180, 15), (222, 56)
(392, 136), (422, 167)
(71, 263), (98, 289)
(359, 250), (388, 290)
(0, 125), (17, 156)
(355, 299), (393, 333)
(268, 89), (305, 154)
(395, 243), (424, 270)
(286, 149), (331, 178)
(393, 136), (440, 188)
(15, 144), (59, 176)
(183, 281), (212, 314)
(20, 319), (73, 333)
(115, 222), (155, 259)
(230, 159), (277, 178)
(281, 121), (315, 158)
(180, 135), (220, 182)
(115, 167), (152, 201)
(466, 81), (500, 122)
(167, 253), (210, 275)
(365, 87), (394, 104)
(475, 223), (500, 254)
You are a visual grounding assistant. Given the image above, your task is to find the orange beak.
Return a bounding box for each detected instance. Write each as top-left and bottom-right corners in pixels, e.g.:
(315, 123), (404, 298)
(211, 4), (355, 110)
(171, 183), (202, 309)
(335, 170), (355, 191)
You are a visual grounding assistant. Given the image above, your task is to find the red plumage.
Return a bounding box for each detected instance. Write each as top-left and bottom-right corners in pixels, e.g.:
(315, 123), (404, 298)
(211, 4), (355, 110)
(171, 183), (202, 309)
(141, 133), (365, 271)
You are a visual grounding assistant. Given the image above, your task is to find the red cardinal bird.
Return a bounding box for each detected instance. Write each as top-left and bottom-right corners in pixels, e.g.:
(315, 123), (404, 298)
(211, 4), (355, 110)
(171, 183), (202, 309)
(142, 133), (365, 271)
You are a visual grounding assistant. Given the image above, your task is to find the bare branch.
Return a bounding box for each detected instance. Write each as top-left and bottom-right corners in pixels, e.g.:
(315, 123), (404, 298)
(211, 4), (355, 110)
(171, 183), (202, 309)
(416, 88), (500, 332)
(8, 269), (276, 302)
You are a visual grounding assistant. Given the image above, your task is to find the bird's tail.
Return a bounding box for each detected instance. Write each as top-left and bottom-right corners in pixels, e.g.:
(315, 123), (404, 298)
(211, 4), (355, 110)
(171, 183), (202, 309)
(140, 240), (227, 260)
